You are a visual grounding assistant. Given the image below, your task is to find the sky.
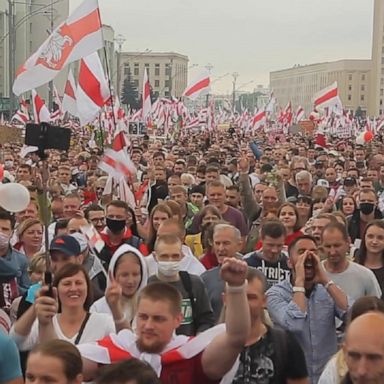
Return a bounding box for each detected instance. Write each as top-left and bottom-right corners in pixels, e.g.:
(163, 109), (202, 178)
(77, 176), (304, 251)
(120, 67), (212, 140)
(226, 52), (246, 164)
(71, 0), (375, 94)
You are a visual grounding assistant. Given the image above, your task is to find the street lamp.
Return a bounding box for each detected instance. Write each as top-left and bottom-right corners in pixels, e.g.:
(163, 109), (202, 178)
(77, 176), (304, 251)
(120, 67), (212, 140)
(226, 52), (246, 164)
(232, 72), (239, 111)
(6, 0), (62, 115)
(114, 33), (126, 98)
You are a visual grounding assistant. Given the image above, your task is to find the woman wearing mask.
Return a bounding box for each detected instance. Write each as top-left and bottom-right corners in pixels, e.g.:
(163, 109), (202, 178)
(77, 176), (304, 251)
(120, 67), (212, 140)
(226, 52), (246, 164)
(357, 220), (384, 297)
(91, 244), (148, 331)
(25, 340), (83, 384)
(185, 205), (222, 258)
(10, 264), (115, 350)
(146, 204), (173, 254)
(14, 219), (44, 260)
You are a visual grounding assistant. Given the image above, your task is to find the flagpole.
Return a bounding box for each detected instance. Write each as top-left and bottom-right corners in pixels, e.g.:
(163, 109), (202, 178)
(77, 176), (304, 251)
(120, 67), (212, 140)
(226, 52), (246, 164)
(102, 46), (118, 134)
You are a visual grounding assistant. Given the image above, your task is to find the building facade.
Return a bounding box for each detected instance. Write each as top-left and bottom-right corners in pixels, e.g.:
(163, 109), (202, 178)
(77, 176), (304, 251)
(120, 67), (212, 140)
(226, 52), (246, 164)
(270, 60), (372, 115)
(118, 51), (189, 99)
(0, 0), (69, 104)
(370, 0), (384, 116)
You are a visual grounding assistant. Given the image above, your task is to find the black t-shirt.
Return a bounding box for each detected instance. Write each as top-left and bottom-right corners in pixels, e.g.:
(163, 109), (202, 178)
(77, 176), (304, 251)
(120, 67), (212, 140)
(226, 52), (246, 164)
(232, 327), (308, 384)
(245, 252), (291, 289)
(371, 266), (384, 299)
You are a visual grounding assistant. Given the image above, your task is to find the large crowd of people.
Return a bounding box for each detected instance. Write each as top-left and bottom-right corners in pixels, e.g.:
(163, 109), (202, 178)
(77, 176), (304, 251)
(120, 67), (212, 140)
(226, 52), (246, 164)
(1, 126), (384, 384)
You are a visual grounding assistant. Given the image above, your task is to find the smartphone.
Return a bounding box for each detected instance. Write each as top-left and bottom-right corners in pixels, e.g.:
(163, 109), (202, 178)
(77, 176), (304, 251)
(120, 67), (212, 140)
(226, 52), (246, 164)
(44, 271), (54, 298)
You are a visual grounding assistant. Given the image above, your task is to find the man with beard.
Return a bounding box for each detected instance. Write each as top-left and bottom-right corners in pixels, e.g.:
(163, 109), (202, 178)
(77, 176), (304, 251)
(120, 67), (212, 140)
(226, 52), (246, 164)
(80, 257), (251, 384)
(267, 235), (349, 383)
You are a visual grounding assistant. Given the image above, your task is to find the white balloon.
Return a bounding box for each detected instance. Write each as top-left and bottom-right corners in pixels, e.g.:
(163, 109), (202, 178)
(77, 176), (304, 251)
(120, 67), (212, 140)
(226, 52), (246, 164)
(0, 183), (30, 212)
(356, 133), (365, 146)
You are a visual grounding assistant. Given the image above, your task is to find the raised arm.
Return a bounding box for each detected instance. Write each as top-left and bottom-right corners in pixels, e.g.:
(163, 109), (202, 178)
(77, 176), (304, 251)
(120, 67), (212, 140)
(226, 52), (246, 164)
(238, 158), (261, 222)
(202, 258), (250, 380)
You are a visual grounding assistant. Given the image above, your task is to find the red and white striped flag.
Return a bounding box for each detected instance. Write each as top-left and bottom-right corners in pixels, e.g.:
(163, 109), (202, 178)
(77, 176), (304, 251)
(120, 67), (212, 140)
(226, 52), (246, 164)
(13, 0), (103, 96)
(98, 149), (137, 180)
(142, 68), (151, 119)
(62, 69), (78, 116)
(11, 109), (29, 125)
(313, 82), (339, 110)
(32, 89), (50, 123)
(76, 52), (110, 125)
(80, 224), (104, 253)
(295, 105), (305, 122)
(251, 109), (266, 129)
(182, 70), (210, 100)
(50, 85), (63, 121)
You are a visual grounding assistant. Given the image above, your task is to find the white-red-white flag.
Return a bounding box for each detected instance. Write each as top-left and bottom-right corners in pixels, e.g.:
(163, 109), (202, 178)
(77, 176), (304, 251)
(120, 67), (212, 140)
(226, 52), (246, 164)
(11, 110), (29, 125)
(142, 68), (151, 119)
(32, 89), (50, 123)
(313, 82), (339, 110)
(182, 70), (210, 100)
(98, 149), (137, 180)
(251, 109), (266, 129)
(76, 52), (110, 125)
(50, 84), (63, 121)
(80, 224), (105, 253)
(13, 0), (103, 96)
(295, 106), (305, 122)
(62, 69), (78, 116)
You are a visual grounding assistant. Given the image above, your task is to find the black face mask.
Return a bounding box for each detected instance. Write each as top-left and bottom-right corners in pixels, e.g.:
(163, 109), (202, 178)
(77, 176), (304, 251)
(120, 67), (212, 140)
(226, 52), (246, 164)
(360, 203), (375, 215)
(106, 218), (126, 234)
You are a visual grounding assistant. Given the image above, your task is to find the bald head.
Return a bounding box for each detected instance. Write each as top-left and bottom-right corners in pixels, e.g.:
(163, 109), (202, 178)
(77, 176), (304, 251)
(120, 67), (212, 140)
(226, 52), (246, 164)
(344, 313), (384, 384)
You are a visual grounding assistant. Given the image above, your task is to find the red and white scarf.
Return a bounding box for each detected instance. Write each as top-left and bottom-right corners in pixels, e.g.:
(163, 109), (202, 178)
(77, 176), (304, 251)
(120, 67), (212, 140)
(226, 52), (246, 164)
(79, 324), (238, 383)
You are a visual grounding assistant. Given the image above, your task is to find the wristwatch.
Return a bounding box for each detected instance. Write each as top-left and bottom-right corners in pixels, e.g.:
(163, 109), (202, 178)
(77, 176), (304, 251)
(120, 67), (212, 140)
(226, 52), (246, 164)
(292, 286), (306, 293)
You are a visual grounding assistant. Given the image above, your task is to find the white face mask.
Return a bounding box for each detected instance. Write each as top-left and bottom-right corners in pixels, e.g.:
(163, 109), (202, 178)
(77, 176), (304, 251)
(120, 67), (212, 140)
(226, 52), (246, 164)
(157, 261), (180, 277)
(0, 231), (10, 249)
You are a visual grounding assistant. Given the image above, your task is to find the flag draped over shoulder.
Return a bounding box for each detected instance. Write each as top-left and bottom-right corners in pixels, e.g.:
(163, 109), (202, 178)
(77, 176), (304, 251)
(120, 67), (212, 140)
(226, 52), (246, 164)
(13, 0), (103, 95)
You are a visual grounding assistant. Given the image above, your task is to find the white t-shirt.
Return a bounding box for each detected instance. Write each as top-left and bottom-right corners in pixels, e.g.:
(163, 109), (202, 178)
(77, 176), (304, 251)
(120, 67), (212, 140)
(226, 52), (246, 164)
(10, 312), (115, 351)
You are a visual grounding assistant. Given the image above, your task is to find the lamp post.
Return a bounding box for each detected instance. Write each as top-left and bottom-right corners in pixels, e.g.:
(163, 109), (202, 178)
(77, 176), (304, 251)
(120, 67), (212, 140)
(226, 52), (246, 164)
(205, 63), (213, 107)
(114, 34), (126, 99)
(6, 0), (61, 116)
(232, 72), (239, 112)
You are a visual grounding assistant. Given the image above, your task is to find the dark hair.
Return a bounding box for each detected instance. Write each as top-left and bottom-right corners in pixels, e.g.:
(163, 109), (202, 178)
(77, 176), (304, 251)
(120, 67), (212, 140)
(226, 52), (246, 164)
(247, 267), (267, 293)
(147, 204), (173, 253)
(358, 219), (384, 266)
(139, 282), (182, 316)
(0, 208), (15, 229)
(127, 206), (139, 237)
(226, 185), (239, 193)
(153, 151), (165, 160)
(260, 220), (287, 240)
(95, 359), (160, 384)
(337, 196), (357, 215)
(53, 263), (93, 311)
(348, 296), (384, 324)
(84, 203), (104, 220)
(29, 340), (82, 381)
(277, 203), (301, 232)
(288, 235), (317, 257)
(321, 222), (349, 242)
(107, 200), (129, 212)
(54, 218), (69, 235)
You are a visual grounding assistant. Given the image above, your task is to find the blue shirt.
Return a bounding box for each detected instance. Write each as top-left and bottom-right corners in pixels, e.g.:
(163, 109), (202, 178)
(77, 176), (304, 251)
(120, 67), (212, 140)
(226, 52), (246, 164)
(0, 331), (22, 382)
(266, 280), (346, 384)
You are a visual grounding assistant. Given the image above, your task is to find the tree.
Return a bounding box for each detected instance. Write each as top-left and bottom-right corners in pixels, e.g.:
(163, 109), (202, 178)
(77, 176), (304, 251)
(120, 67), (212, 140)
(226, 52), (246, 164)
(121, 68), (139, 110)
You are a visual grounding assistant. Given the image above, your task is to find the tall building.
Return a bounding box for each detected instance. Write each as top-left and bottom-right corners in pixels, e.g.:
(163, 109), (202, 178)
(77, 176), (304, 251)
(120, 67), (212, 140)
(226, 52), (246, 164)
(270, 60), (371, 114)
(370, 0), (384, 116)
(0, 0), (69, 106)
(118, 51), (189, 99)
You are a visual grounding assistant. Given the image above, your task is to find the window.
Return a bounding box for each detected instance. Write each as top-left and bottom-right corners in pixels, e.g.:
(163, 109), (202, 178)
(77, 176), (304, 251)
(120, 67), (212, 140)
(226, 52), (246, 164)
(361, 95), (365, 101)
(348, 74), (352, 81)
(362, 74), (366, 81)
(145, 63), (149, 68)
(155, 64), (160, 76)
(155, 79), (160, 87)
(164, 80), (170, 88)
(348, 95), (352, 101)
(361, 84), (365, 91)
(165, 64), (171, 76)
(348, 85), (352, 91)
(134, 67), (139, 76)
(134, 79), (139, 87)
